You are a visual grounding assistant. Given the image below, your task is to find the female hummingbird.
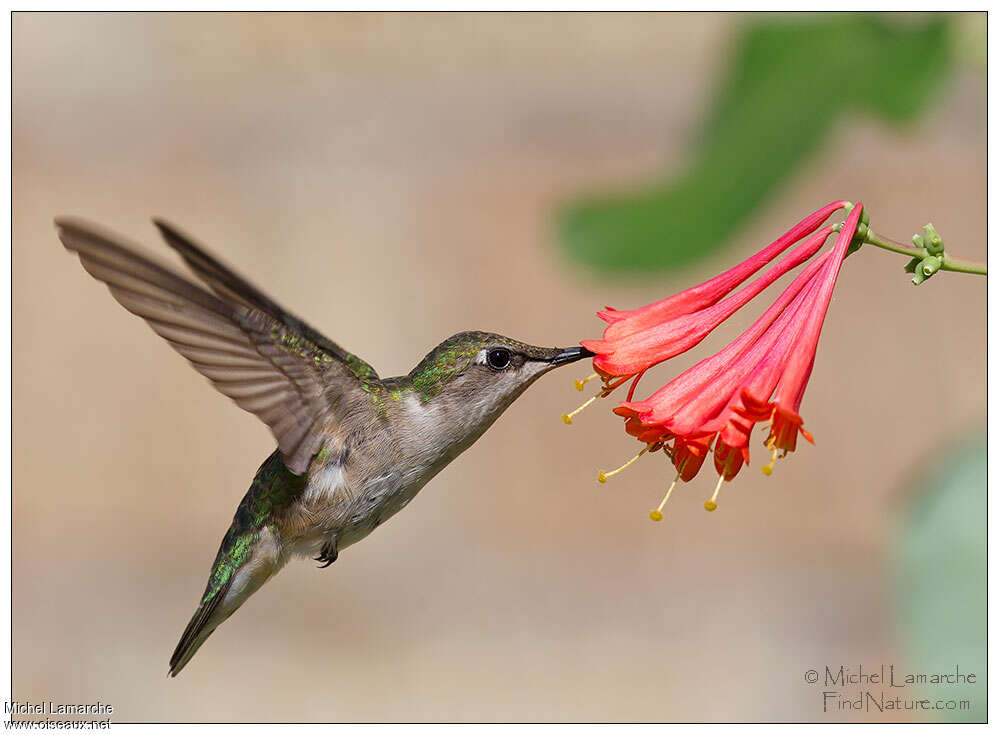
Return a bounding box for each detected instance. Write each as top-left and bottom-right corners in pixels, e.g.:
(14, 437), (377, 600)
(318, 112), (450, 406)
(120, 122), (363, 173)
(56, 218), (592, 676)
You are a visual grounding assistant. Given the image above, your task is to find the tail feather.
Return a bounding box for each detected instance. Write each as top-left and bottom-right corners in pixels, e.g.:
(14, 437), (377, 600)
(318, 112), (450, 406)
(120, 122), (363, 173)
(168, 453), (296, 676)
(168, 578), (233, 677)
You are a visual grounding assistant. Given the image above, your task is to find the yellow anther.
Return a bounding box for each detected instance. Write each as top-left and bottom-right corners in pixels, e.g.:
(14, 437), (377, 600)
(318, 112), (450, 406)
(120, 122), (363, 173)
(704, 475), (724, 512)
(597, 446), (650, 483)
(574, 373), (599, 392)
(761, 447), (779, 476)
(649, 473), (679, 522)
(561, 395), (597, 425)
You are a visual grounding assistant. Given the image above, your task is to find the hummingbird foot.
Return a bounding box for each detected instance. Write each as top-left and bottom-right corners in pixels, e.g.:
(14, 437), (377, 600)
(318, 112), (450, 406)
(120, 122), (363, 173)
(314, 538), (339, 568)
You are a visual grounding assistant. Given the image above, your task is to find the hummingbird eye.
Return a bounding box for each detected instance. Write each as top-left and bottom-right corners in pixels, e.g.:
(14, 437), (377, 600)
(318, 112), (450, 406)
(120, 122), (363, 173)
(486, 348), (512, 371)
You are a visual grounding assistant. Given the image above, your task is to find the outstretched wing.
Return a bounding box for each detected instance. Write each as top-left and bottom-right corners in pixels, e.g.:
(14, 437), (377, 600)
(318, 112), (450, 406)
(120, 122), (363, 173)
(152, 218), (378, 384)
(56, 218), (372, 475)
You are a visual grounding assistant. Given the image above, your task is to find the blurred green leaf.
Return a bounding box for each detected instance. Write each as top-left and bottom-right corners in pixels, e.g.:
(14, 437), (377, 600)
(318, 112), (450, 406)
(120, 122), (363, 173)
(893, 431), (985, 723)
(559, 15), (951, 273)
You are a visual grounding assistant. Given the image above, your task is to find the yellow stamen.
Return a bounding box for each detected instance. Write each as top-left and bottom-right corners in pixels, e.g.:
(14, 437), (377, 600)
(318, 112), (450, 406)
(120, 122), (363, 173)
(598, 446), (650, 483)
(704, 475), (724, 512)
(562, 395), (597, 425)
(574, 373), (599, 392)
(761, 447), (779, 476)
(649, 473), (679, 522)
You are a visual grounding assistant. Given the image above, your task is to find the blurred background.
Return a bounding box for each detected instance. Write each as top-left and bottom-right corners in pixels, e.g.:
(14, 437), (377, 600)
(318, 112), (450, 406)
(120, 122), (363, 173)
(13, 12), (985, 722)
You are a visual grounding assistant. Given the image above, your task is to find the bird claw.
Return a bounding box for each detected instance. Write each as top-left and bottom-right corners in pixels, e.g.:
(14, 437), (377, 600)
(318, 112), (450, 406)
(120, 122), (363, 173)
(314, 539), (338, 568)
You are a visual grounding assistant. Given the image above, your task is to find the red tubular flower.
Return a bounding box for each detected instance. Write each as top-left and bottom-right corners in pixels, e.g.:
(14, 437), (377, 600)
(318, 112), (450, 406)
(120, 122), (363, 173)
(583, 222), (838, 381)
(610, 265), (822, 506)
(703, 277), (822, 481)
(612, 250), (830, 435)
(746, 202), (865, 463)
(570, 201), (865, 521)
(595, 200), (849, 337)
(643, 273), (819, 441)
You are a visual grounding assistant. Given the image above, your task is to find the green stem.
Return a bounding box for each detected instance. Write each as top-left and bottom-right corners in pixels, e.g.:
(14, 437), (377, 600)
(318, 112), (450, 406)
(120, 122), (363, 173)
(941, 253), (989, 276)
(864, 229), (987, 276)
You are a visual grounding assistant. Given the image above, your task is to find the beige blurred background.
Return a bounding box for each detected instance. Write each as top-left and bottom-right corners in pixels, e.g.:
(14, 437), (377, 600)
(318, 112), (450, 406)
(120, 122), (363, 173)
(13, 13), (985, 722)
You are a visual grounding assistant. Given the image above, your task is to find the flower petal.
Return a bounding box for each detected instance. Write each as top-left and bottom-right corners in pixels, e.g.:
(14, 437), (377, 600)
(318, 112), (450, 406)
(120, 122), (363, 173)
(773, 204), (863, 420)
(600, 200), (849, 341)
(592, 224), (835, 378)
(618, 248), (831, 428)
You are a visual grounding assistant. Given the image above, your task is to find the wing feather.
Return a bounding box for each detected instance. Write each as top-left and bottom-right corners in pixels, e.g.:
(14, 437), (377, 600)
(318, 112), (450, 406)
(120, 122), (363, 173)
(153, 219), (379, 381)
(56, 218), (365, 475)
(169, 344), (266, 369)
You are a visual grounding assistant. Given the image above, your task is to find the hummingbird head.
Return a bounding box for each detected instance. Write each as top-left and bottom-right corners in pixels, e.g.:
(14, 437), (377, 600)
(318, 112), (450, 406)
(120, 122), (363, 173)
(409, 331), (593, 402)
(398, 331), (593, 458)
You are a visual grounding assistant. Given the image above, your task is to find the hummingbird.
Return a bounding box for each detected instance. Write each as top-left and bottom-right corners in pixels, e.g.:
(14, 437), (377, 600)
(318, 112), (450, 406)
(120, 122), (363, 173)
(56, 217), (593, 677)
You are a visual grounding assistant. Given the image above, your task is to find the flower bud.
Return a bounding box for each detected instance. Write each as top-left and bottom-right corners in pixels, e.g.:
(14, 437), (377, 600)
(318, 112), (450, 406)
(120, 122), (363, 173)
(912, 255), (942, 285)
(922, 223), (944, 256)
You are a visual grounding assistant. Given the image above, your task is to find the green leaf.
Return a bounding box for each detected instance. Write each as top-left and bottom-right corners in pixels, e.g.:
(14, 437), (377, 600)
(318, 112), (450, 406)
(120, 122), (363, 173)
(559, 15), (951, 273)
(893, 431), (985, 723)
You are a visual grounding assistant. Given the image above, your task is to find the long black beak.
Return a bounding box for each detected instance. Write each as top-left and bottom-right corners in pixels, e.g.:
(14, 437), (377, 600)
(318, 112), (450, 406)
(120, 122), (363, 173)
(546, 346), (596, 366)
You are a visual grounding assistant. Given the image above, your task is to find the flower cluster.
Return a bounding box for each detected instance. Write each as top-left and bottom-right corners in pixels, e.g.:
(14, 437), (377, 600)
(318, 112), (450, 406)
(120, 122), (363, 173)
(564, 201), (866, 520)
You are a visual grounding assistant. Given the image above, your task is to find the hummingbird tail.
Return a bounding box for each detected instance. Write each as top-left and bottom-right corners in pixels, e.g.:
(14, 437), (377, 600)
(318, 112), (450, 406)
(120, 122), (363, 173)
(168, 578), (232, 677)
(168, 525), (283, 677)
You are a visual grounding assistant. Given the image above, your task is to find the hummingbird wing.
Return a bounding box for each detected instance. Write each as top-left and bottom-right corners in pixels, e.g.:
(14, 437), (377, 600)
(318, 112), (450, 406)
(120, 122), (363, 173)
(56, 218), (374, 475)
(151, 218), (378, 384)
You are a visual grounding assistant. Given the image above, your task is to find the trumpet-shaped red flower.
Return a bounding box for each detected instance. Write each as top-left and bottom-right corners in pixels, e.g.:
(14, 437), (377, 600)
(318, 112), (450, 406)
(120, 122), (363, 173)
(566, 201), (865, 520)
(595, 200), (848, 336)
(614, 252), (828, 436)
(747, 202), (865, 462)
(581, 200), (849, 385)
